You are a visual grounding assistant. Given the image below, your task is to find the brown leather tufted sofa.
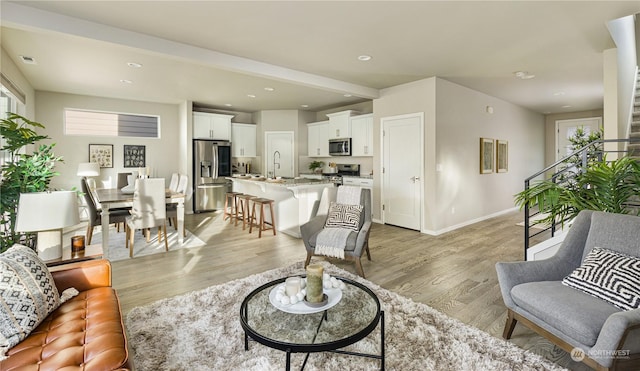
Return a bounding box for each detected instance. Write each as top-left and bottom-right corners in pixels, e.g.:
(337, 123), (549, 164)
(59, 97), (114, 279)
(1, 259), (130, 370)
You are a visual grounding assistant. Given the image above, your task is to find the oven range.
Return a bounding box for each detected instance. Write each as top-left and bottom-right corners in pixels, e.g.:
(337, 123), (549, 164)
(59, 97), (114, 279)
(323, 164), (360, 186)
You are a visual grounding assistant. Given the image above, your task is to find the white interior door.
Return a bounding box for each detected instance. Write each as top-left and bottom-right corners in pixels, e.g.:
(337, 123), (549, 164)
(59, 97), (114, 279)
(382, 113), (423, 230)
(265, 131), (294, 178)
(556, 117), (602, 161)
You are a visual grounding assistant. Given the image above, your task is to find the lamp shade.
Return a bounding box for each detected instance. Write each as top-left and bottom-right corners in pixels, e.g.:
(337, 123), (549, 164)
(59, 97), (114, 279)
(77, 162), (100, 177)
(15, 191), (80, 232)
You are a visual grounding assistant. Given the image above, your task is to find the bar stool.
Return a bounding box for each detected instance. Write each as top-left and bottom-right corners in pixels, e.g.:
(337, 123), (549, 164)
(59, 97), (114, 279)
(249, 198), (276, 237)
(223, 191), (243, 222)
(236, 194), (256, 230)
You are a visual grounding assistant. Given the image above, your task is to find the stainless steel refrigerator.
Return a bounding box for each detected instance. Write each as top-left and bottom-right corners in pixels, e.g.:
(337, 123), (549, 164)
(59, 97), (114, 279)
(193, 139), (232, 212)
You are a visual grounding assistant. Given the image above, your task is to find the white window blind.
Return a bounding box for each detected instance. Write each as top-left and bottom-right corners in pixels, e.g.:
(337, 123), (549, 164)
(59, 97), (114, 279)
(65, 109), (159, 138)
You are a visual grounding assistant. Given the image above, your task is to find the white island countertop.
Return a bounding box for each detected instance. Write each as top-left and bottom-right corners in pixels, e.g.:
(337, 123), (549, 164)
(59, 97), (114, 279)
(228, 176), (334, 237)
(230, 176), (332, 187)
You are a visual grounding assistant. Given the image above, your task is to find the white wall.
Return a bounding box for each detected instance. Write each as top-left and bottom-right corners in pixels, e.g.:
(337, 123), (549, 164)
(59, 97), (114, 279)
(373, 77), (545, 234)
(434, 78), (544, 232)
(607, 15), (638, 138)
(374, 77), (437, 227)
(35, 91), (181, 193)
(1, 46), (35, 118)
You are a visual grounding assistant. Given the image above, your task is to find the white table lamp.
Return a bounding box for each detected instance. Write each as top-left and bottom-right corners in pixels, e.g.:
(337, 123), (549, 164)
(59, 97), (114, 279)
(15, 191), (80, 261)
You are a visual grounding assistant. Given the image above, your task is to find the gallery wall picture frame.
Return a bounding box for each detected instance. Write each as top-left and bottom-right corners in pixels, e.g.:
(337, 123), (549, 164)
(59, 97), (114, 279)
(480, 137), (494, 174)
(88, 144), (113, 168)
(497, 139), (508, 173)
(124, 145), (146, 168)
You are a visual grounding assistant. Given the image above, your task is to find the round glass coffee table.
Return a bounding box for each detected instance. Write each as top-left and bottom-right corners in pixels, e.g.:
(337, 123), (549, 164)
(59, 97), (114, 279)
(240, 276), (385, 370)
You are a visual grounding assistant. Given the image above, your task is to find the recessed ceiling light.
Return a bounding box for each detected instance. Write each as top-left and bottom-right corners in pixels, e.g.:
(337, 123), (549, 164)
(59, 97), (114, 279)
(513, 71), (535, 80)
(553, 91), (565, 96)
(224, 103), (233, 107)
(343, 94), (352, 97)
(301, 104), (309, 108)
(358, 55), (372, 61)
(120, 79), (132, 84)
(561, 105), (572, 108)
(264, 87), (275, 92)
(19, 55), (37, 64)
(247, 94), (256, 98)
(127, 62), (143, 68)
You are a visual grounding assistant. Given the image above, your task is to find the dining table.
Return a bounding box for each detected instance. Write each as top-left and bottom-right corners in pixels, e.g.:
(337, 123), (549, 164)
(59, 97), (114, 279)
(94, 188), (186, 260)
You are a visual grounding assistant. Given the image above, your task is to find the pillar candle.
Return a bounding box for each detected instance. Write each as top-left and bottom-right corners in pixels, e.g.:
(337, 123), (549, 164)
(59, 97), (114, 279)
(285, 277), (301, 297)
(306, 264), (324, 303)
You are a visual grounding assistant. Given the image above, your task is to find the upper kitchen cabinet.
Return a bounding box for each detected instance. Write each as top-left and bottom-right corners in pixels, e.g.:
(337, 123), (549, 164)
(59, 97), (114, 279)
(350, 114), (374, 157)
(326, 110), (358, 139)
(307, 121), (329, 157)
(193, 112), (233, 140)
(231, 123), (256, 157)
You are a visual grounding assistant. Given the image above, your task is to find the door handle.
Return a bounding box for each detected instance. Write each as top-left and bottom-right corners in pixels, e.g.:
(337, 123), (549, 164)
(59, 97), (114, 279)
(411, 176), (421, 182)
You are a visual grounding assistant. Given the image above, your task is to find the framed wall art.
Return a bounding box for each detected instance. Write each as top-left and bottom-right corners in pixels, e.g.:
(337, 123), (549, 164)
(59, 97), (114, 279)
(124, 145), (146, 168)
(496, 139), (508, 173)
(480, 138), (494, 174)
(88, 144), (113, 168)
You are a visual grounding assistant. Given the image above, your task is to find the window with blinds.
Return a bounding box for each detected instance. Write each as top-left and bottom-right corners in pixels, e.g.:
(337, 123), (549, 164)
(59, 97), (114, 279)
(64, 109), (160, 138)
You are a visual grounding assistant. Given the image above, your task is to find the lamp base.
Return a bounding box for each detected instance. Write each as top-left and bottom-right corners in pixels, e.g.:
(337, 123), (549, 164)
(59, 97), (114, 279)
(37, 230), (63, 261)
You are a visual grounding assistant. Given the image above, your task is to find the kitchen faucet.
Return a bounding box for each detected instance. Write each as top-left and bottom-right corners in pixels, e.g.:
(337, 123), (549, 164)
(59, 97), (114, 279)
(273, 150), (281, 177)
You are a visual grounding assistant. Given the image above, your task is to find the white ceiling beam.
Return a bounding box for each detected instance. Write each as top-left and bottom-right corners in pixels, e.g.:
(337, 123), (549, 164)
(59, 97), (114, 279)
(1, 2), (379, 99)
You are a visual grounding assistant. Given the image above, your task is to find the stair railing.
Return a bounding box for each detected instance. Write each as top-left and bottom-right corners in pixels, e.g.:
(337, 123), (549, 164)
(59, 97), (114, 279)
(522, 138), (638, 259)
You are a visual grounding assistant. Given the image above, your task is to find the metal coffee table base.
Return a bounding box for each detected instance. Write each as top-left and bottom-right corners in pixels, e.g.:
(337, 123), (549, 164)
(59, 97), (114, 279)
(244, 310), (385, 370)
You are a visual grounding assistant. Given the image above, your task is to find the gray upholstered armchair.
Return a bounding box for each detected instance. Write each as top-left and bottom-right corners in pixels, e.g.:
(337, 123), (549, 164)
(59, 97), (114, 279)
(300, 187), (372, 277)
(496, 210), (640, 371)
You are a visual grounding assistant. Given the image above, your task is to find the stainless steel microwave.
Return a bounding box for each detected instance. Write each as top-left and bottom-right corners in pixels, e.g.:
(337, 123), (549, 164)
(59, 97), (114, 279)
(329, 138), (351, 156)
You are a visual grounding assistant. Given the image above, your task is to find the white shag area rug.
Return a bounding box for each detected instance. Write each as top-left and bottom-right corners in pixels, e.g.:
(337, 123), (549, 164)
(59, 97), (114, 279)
(64, 225), (205, 261)
(126, 261), (567, 371)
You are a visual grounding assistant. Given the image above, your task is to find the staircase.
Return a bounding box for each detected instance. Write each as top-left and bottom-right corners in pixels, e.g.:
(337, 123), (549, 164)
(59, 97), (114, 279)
(629, 72), (640, 157)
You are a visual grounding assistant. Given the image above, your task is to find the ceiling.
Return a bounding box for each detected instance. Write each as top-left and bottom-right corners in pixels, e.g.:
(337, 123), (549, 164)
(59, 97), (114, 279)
(1, 1), (638, 114)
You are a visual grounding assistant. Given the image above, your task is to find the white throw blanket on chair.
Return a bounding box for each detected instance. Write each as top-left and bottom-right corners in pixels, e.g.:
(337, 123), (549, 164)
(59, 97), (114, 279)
(315, 186), (362, 259)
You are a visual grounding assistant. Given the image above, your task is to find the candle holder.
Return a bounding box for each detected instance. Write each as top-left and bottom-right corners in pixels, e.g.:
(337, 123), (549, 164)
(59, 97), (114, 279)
(71, 235), (85, 257)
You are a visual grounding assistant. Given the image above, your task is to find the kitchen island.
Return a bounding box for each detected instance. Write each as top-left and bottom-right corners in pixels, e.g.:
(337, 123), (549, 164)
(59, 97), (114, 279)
(229, 176), (334, 237)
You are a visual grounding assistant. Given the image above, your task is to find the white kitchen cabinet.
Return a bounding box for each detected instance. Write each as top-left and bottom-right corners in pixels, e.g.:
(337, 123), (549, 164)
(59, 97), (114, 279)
(307, 121), (329, 157)
(326, 110), (358, 139)
(342, 177), (372, 188)
(193, 112), (233, 140)
(350, 113), (374, 157)
(231, 123), (256, 157)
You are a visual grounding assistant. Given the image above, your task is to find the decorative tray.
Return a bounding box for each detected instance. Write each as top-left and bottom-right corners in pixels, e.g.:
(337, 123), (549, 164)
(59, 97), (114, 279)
(268, 282), (342, 314)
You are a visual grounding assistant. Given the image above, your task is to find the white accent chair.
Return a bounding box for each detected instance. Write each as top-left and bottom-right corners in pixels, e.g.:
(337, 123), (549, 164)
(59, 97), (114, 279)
(125, 178), (168, 257)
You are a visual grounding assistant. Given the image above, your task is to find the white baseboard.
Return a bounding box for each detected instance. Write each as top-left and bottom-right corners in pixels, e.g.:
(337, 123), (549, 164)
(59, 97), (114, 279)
(421, 207), (519, 236)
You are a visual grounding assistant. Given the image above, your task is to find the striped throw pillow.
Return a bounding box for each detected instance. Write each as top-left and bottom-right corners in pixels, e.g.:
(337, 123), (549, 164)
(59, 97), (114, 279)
(562, 247), (640, 311)
(324, 202), (363, 232)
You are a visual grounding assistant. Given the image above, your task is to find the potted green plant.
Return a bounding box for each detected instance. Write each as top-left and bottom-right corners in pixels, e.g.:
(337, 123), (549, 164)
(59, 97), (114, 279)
(308, 160), (325, 173)
(0, 113), (63, 252)
(514, 155), (640, 228)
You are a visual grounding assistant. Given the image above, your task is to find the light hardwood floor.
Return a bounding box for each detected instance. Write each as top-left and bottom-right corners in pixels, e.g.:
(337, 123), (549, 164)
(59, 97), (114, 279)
(111, 210), (589, 370)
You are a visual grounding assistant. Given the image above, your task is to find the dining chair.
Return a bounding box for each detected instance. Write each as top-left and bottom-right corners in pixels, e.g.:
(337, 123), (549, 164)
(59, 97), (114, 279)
(117, 172), (132, 189)
(81, 177), (131, 245)
(167, 174), (188, 236)
(168, 172), (180, 192)
(125, 178), (169, 257)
